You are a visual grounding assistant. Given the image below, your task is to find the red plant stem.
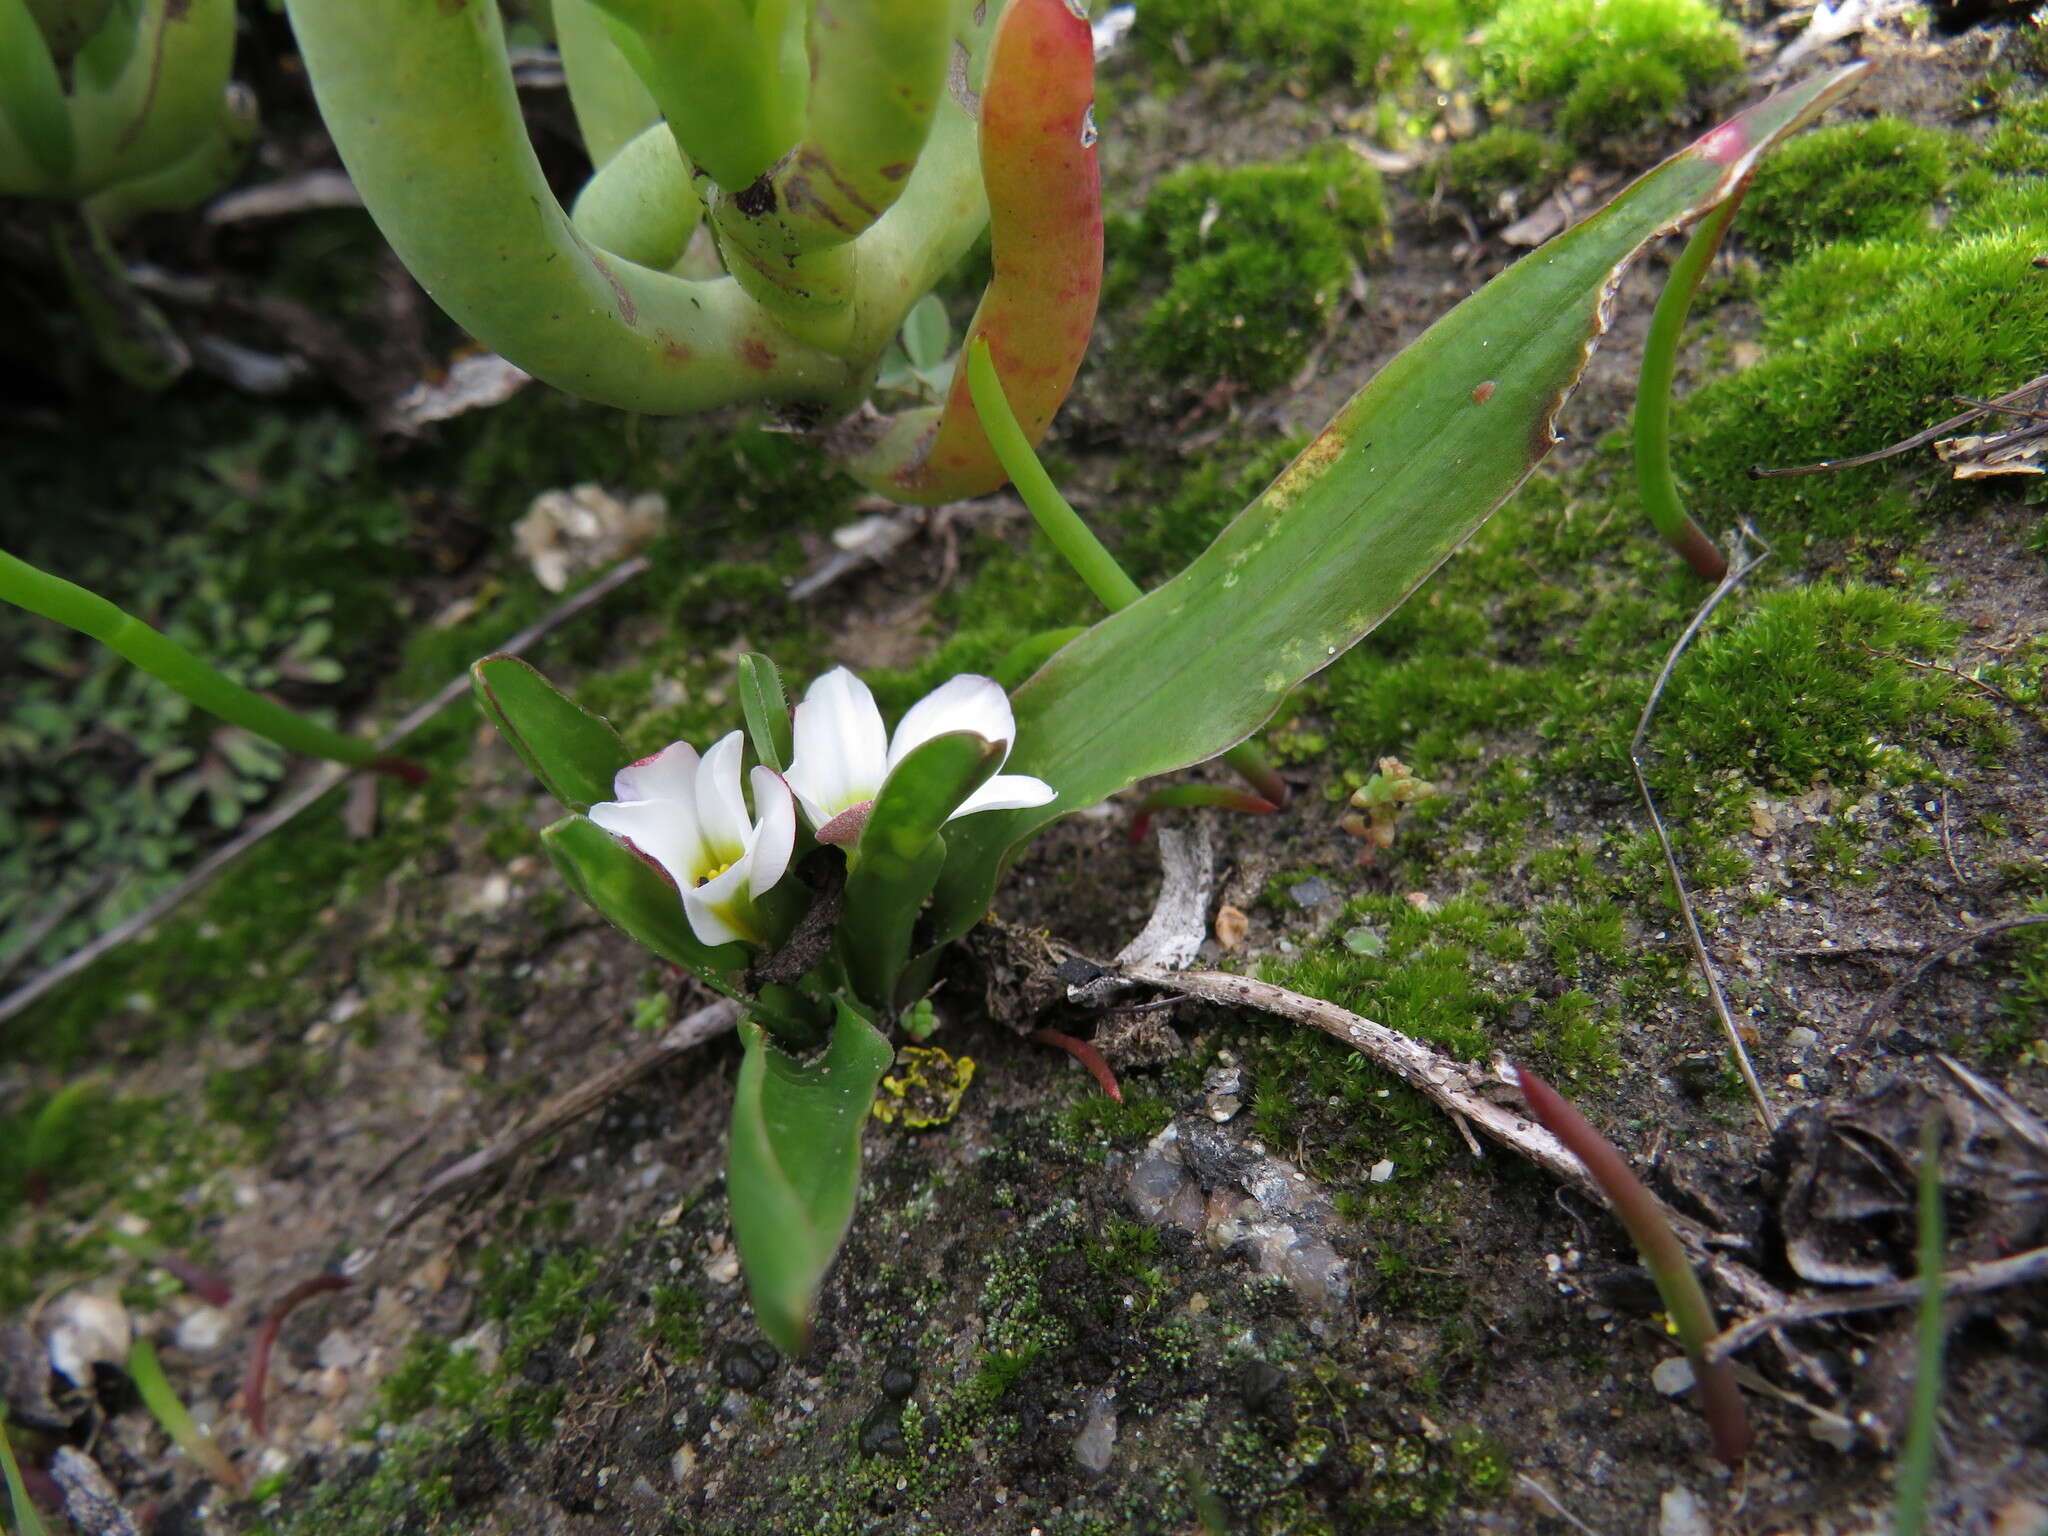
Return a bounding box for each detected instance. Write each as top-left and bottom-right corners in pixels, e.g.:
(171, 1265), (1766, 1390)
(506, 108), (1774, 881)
(368, 754), (429, 786)
(1030, 1027), (1122, 1102)
(242, 1273), (351, 1438)
(1515, 1066), (1751, 1468)
(890, 0), (1102, 498)
(155, 1250), (233, 1309)
(1129, 785), (1277, 844)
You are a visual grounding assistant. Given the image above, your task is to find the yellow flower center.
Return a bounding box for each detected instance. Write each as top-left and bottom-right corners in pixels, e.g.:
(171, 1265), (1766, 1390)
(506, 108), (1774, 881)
(693, 859), (736, 889)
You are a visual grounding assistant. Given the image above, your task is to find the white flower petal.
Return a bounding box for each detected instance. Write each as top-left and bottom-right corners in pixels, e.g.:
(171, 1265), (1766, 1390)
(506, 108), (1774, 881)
(695, 732), (752, 863)
(887, 674), (1014, 769)
(681, 864), (754, 947)
(787, 666), (888, 826)
(588, 797), (710, 894)
(747, 766), (797, 899)
(950, 772), (1060, 819)
(612, 740), (701, 803)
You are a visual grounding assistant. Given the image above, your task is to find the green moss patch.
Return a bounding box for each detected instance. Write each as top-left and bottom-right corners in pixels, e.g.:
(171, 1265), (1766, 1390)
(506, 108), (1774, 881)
(1424, 126), (1567, 224)
(1129, 0), (1484, 93)
(1479, 0), (1741, 147)
(1662, 581), (1963, 790)
(1125, 144), (1387, 392)
(1737, 117), (1960, 259)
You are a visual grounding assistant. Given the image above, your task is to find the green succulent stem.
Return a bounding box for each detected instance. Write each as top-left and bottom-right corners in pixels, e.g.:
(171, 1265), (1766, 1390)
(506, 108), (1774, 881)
(1634, 185), (1746, 581)
(1, 547), (420, 780)
(964, 338), (1288, 804)
(554, 0), (661, 169)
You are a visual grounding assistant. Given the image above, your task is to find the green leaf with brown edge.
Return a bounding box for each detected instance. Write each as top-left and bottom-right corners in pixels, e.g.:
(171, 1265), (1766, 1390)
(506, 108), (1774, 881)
(471, 655), (626, 813)
(737, 652), (793, 774)
(925, 63), (1868, 943)
(840, 730), (1003, 1010)
(540, 813), (746, 988)
(727, 998), (894, 1355)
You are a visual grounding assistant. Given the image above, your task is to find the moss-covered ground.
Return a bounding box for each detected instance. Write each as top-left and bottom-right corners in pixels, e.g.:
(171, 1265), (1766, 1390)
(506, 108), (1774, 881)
(6, 6), (2048, 1535)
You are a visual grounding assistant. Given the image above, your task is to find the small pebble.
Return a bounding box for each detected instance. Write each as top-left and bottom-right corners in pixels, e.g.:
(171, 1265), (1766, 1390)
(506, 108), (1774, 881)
(1369, 1159), (1395, 1183)
(715, 1339), (778, 1393)
(858, 1400), (907, 1457)
(879, 1346), (919, 1402)
(1650, 1356), (1695, 1396)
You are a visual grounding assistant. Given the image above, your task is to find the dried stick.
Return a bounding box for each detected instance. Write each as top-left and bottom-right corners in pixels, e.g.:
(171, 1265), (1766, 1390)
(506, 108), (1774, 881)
(383, 996), (740, 1236)
(1751, 371), (2048, 478)
(1630, 527), (1777, 1132)
(1117, 962), (1796, 1318)
(1704, 1244), (2048, 1363)
(0, 555), (650, 1028)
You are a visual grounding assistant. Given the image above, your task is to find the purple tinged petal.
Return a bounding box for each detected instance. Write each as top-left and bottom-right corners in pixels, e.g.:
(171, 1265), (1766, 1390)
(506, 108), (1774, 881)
(612, 740), (702, 803)
(588, 797), (711, 894)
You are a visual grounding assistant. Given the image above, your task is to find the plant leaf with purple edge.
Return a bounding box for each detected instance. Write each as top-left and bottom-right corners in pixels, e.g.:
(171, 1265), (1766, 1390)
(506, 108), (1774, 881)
(726, 998), (894, 1355)
(471, 655), (626, 813)
(925, 64), (1868, 943)
(540, 813), (746, 985)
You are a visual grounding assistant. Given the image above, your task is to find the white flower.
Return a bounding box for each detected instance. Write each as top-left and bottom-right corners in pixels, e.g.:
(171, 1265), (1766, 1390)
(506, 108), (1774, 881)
(784, 667), (1057, 843)
(588, 731), (796, 948)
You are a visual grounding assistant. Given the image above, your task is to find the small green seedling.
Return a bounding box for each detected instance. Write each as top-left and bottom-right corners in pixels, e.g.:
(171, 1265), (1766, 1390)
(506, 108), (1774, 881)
(129, 1338), (242, 1493)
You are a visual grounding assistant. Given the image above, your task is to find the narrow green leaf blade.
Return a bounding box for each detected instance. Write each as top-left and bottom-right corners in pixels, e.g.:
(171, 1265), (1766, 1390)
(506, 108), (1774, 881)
(471, 655), (626, 813)
(541, 814), (746, 984)
(840, 730), (1001, 1009)
(855, 731), (1002, 871)
(737, 652), (793, 773)
(727, 1000), (894, 1354)
(929, 65), (1868, 940)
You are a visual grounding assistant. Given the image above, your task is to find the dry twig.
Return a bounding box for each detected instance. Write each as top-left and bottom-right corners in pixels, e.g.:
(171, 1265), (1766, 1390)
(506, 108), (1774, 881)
(1705, 1244), (2048, 1362)
(382, 997), (740, 1237)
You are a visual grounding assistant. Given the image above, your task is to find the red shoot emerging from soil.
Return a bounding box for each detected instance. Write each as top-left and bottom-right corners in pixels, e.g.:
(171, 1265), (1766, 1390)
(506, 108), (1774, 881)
(243, 1273), (351, 1438)
(1030, 1028), (1122, 1102)
(1514, 1066), (1751, 1468)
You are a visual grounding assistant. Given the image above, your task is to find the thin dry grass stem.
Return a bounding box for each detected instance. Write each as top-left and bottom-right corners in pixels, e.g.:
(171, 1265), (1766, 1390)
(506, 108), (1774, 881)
(1844, 914), (2048, 1054)
(1852, 640), (2026, 714)
(1630, 525), (1777, 1133)
(0, 555), (652, 1027)
(1750, 371), (2048, 478)
(1705, 1242), (2048, 1363)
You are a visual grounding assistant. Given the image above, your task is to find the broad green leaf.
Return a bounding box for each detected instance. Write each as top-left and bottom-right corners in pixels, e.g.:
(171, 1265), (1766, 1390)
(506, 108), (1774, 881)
(540, 814), (745, 986)
(471, 655), (625, 813)
(841, 730), (1001, 1009)
(727, 999), (894, 1354)
(901, 293), (950, 372)
(994, 626), (1086, 691)
(928, 65), (1868, 942)
(737, 651), (792, 773)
